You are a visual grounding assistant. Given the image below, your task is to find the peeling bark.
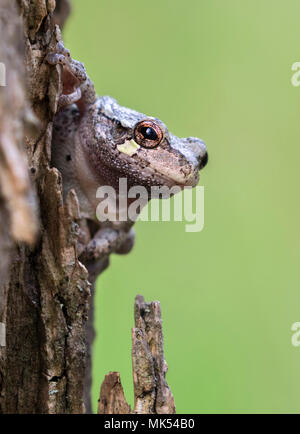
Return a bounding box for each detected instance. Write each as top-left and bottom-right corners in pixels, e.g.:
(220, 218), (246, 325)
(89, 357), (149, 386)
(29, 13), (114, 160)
(98, 296), (176, 415)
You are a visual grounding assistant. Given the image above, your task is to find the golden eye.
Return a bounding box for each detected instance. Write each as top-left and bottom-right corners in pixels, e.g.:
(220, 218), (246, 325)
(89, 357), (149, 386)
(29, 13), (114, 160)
(133, 120), (163, 149)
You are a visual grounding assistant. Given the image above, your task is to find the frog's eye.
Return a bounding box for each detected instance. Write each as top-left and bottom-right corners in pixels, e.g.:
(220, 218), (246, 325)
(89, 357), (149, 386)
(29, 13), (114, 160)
(134, 120), (163, 148)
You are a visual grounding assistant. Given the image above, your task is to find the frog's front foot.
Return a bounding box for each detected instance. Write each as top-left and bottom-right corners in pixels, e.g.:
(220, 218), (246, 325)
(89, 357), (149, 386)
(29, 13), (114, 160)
(115, 228), (135, 255)
(79, 227), (135, 264)
(46, 41), (88, 110)
(46, 41), (71, 66)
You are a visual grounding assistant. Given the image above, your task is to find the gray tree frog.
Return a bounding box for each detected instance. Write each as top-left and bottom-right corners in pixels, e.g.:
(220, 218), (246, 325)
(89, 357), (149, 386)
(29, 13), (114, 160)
(47, 42), (208, 270)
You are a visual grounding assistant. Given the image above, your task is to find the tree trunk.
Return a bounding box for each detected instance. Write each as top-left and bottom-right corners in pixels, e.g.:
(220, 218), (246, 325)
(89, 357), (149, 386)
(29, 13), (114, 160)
(0, 0), (90, 414)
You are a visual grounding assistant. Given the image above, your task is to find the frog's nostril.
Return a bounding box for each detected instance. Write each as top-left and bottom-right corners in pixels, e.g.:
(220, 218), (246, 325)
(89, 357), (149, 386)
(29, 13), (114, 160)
(199, 152), (208, 170)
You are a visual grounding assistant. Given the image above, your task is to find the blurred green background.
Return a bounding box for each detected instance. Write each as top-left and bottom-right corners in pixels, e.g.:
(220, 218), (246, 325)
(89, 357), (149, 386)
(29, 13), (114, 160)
(64, 0), (300, 413)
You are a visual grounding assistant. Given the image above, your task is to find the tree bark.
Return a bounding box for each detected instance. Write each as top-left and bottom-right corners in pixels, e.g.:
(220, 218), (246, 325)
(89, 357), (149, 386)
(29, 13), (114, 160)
(0, 0), (90, 414)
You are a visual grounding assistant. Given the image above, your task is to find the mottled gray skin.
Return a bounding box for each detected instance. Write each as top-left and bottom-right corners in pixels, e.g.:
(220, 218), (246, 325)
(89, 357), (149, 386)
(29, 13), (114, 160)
(48, 42), (207, 262)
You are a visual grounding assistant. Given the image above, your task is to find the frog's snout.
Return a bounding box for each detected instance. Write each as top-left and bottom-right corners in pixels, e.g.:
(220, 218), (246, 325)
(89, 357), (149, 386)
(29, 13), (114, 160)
(181, 137), (208, 172)
(199, 150), (208, 170)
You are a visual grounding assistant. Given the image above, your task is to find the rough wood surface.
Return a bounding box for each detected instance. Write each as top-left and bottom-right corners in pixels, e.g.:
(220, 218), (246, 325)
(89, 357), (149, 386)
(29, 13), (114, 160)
(98, 372), (131, 414)
(0, 0), (90, 414)
(98, 296), (176, 414)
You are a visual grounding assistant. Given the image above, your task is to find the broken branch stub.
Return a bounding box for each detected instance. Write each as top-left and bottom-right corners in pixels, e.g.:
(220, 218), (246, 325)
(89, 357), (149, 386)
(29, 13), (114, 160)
(98, 295), (176, 414)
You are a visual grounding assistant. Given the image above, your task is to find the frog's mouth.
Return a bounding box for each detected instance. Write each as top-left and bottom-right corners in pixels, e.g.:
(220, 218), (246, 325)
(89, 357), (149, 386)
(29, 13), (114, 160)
(111, 135), (207, 189)
(92, 153), (200, 196)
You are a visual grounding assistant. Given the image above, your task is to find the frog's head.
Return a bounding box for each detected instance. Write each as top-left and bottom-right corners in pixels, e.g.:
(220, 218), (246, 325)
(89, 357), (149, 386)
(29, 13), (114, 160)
(82, 96), (208, 192)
